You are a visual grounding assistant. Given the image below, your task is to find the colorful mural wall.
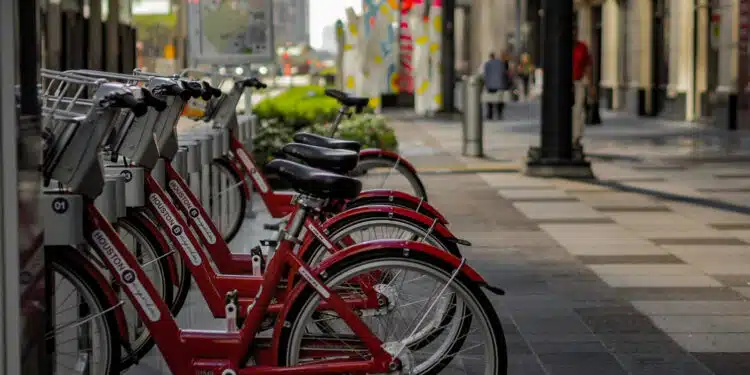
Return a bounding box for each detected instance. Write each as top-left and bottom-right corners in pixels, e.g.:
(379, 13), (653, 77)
(338, 0), (442, 112)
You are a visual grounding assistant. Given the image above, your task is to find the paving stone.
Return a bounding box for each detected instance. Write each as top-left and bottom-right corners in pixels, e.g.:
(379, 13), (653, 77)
(597, 274), (722, 288)
(649, 315), (750, 333)
(533, 217), (617, 224)
(598, 333), (695, 355)
(507, 196), (581, 202)
(710, 223), (750, 230)
(504, 334), (535, 356)
(497, 188), (572, 200)
(507, 354), (547, 375)
(564, 243), (670, 256)
(575, 306), (664, 334)
(615, 287), (746, 301)
(578, 254), (685, 265)
(651, 237), (749, 246)
(536, 352), (628, 375)
(731, 287), (750, 299)
(513, 314), (593, 335)
(632, 301), (750, 316)
(714, 173), (750, 179)
(698, 187), (750, 193)
(670, 333), (750, 352)
(711, 274), (750, 286)
(692, 352), (750, 375)
(513, 202), (607, 221)
(522, 334), (609, 353)
(614, 352), (714, 375)
(594, 205), (673, 213)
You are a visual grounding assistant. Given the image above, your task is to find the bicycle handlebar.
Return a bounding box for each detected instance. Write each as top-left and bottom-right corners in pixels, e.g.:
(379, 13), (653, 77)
(154, 81), (192, 101)
(141, 88), (168, 112)
(239, 77), (267, 89)
(105, 92), (148, 117)
(201, 81), (223, 99)
(180, 80), (205, 99)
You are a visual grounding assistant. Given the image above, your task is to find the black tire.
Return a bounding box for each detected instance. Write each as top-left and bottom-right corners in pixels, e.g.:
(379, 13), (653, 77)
(211, 156), (248, 243)
(301, 211), (462, 351)
(114, 217), (175, 368)
(46, 248), (122, 375)
(277, 248), (507, 375)
(351, 156), (429, 201)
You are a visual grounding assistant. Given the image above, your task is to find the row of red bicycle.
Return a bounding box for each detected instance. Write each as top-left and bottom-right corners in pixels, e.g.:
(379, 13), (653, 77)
(40, 67), (507, 375)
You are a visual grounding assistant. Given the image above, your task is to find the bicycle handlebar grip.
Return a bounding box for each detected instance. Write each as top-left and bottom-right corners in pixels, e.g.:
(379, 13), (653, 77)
(198, 81), (213, 101)
(201, 81), (223, 98)
(157, 81), (192, 101)
(240, 77), (267, 89)
(108, 92), (148, 117)
(141, 88), (168, 112)
(181, 80), (205, 99)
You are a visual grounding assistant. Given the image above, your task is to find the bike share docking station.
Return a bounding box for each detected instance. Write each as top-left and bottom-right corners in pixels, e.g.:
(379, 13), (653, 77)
(40, 69), (271, 362)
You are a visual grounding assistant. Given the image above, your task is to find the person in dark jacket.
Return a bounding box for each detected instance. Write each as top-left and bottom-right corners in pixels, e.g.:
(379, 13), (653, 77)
(482, 53), (506, 120)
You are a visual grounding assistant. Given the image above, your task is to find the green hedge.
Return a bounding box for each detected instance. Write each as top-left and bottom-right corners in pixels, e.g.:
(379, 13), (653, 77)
(253, 86), (341, 130)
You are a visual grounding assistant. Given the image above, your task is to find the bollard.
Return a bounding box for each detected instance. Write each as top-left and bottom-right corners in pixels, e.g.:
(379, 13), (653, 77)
(462, 75), (484, 157)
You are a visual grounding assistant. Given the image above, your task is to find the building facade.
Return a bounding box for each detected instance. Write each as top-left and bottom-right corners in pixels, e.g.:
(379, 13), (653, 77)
(585, 0), (747, 129)
(273, 0), (310, 45)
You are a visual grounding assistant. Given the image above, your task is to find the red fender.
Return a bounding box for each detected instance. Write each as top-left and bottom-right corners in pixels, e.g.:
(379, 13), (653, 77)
(358, 149), (420, 178)
(226, 136), (253, 198)
(350, 189), (449, 225)
(271, 240), (487, 361)
(57, 249), (131, 349)
(326, 204), (455, 243)
(129, 210), (181, 288)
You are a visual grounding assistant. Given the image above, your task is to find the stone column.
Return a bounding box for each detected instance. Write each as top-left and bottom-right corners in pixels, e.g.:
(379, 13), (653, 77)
(106, 0), (120, 72)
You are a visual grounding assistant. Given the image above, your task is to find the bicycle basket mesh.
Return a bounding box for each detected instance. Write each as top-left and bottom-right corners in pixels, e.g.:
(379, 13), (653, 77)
(40, 69), (120, 199)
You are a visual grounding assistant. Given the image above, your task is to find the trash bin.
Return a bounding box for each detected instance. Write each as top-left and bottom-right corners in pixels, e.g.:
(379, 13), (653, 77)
(461, 74), (484, 157)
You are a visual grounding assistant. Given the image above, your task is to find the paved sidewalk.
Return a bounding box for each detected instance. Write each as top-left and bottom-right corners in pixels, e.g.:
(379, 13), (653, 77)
(386, 111), (750, 374)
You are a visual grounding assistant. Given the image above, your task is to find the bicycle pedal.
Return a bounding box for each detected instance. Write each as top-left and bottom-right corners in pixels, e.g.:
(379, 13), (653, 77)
(262, 222), (283, 231)
(250, 246), (266, 276)
(225, 290), (240, 332)
(259, 239), (277, 248)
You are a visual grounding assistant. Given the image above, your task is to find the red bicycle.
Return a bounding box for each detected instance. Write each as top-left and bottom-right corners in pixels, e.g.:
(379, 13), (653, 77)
(173, 72), (443, 243)
(112, 85), (469, 366)
(62, 70), (472, 367)
(42, 74), (507, 375)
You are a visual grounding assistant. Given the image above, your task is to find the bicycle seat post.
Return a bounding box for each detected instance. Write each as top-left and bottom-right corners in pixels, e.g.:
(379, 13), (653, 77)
(329, 105), (350, 137)
(278, 195), (325, 245)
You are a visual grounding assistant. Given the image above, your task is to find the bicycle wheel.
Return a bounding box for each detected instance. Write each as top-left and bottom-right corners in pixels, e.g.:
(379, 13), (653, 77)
(121, 212), (191, 316)
(351, 157), (428, 200)
(302, 213), (461, 350)
(210, 157), (247, 243)
(278, 248), (507, 375)
(47, 248), (120, 375)
(115, 217), (175, 368)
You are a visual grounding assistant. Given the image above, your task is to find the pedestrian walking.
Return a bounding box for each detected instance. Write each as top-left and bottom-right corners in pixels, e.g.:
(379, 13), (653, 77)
(572, 27), (595, 146)
(481, 52), (507, 120)
(517, 53), (535, 101)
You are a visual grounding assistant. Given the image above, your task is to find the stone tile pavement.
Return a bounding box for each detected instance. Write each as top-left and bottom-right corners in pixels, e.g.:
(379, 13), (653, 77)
(383, 107), (750, 374)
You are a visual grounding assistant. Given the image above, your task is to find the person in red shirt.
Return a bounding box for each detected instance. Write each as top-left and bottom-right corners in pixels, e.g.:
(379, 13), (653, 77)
(571, 27), (596, 145)
(572, 27), (595, 103)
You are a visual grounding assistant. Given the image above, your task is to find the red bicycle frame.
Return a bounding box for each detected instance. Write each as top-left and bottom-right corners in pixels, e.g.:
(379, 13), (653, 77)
(143, 170), (393, 317)
(85, 201), (397, 375)
(227, 134), (449, 224)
